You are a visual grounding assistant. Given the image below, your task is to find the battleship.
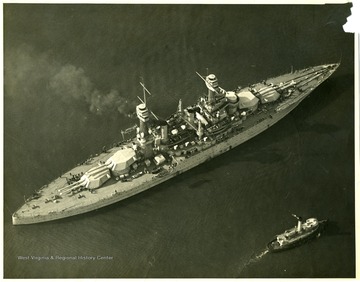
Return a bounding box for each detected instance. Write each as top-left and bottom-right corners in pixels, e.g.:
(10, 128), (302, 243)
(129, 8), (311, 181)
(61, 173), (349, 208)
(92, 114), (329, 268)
(12, 63), (339, 225)
(267, 215), (327, 252)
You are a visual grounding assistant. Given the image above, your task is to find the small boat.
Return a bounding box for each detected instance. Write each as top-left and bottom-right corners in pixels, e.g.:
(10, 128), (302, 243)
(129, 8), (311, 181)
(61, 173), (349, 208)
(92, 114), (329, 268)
(267, 214), (327, 252)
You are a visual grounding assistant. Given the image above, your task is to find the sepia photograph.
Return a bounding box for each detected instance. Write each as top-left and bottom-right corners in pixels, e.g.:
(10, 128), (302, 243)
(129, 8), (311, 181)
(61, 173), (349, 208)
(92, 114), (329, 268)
(3, 2), (355, 278)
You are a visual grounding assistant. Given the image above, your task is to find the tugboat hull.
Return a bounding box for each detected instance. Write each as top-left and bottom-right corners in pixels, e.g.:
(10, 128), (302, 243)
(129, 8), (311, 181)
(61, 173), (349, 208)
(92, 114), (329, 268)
(267, 219), (327, 253)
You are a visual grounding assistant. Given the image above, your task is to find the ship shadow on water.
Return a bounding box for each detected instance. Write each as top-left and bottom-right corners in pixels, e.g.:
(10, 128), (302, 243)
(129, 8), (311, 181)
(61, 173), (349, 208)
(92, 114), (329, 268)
(188, 179), (212, 189)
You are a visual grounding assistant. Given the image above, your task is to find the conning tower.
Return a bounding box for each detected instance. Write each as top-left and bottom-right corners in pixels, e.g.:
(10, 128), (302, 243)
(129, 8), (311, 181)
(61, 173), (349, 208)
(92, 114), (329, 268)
(158, 119), (169, 144)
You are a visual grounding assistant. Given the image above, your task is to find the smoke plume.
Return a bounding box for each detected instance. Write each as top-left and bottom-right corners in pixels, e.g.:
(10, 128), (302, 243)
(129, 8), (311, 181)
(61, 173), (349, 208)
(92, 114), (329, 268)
(5, 44), (132, 116)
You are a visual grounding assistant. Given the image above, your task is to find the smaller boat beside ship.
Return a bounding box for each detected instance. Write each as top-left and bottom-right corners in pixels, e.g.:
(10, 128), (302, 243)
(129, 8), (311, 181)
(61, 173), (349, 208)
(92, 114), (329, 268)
(267, 214), (327, 252)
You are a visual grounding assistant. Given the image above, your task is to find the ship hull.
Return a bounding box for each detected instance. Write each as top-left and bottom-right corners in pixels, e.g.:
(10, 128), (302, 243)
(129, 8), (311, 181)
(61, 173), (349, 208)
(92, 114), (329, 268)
(12, 64), (339, 225)
(12, 100), (301, 225)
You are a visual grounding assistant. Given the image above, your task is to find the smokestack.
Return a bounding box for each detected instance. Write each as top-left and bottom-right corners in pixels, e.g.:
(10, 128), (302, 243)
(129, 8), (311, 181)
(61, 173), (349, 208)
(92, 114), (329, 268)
(159, 120), (168, 144)
(185, 108), (195, 125)
(297, 218), (302, 232)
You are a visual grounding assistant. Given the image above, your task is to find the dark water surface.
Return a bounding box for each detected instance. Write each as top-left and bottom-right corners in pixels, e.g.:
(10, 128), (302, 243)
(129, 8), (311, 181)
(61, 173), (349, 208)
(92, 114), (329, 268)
(4, 4), (354, 278)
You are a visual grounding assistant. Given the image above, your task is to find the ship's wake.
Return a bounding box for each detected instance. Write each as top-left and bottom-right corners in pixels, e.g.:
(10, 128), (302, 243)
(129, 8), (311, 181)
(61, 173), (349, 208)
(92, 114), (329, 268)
(237, 248), (269, 276)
